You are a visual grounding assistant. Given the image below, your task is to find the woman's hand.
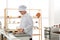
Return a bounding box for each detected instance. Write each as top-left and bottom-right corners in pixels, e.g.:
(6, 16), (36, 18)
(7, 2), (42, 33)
(17, 28), (24, 33)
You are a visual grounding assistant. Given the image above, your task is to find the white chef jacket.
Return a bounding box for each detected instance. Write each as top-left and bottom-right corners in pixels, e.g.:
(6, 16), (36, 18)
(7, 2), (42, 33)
(20, 13), (33, 36)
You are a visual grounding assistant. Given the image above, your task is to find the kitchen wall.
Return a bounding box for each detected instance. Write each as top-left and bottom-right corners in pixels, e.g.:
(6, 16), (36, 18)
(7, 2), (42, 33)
(49, 0), (60, 26)
(54, 0), (60, 25)
(49, 0), (54, 26)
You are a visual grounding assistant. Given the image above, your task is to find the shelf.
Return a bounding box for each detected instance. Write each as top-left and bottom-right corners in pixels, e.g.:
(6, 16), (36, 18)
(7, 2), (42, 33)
(6, 16), (40, 19)
(7, 26), (41, 30)
(6, 16), (21, 18)
(8, 22), (20, 24)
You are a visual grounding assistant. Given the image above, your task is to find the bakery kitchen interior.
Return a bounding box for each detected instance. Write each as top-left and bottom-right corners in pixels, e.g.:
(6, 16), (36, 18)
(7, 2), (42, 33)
(0, 0), (60, 40)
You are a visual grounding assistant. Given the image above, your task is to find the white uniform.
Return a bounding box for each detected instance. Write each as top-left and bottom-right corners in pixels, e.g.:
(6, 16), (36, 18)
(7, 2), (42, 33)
(20, 13), (33, 36)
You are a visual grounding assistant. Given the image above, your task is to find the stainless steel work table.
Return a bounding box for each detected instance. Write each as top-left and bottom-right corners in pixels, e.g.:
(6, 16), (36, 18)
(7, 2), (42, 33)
(0, 29), (31, 40)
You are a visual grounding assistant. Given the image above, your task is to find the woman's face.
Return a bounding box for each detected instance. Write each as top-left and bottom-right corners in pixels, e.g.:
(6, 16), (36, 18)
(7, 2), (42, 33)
(19, 11), (26, 15)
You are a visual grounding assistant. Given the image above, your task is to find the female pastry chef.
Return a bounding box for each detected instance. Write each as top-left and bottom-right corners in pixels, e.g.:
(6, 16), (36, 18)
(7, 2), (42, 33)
(18, 5), (33, 40)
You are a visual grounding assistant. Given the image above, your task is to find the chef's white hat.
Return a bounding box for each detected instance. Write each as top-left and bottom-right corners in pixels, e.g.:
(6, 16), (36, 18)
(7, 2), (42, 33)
(19, 5), (27, 11)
